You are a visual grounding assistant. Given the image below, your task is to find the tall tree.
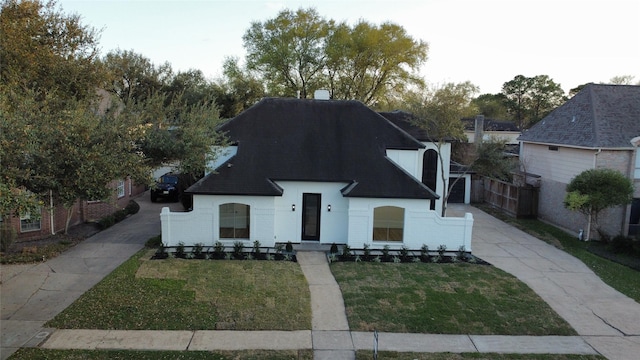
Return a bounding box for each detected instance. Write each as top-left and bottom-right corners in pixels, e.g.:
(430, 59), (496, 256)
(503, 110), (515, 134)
(609, 75), (638, 85)
(0, 0), (154, 231)
(501, 74), (565, 129)
(102, 49), (172, 105)
(325, 20), (428, 105)
(212, 57), (265, 119)
(243, 8), (331, 99)
(407, 81), (479, 216)
(0, 0), (104, 102)
(242, 7), (428, 106)
(471, 93), (509, 119)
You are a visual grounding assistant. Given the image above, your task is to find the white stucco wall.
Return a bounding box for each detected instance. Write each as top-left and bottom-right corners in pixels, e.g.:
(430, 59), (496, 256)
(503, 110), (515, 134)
(161, 180), (474, 251)
(346, 197), (473, 251)
(386, 142), (451, 215)
(272, 181), (350, 244)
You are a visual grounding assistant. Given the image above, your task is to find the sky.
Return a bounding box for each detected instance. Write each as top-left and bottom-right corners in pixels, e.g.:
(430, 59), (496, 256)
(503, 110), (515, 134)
(56, 0), (639, 95)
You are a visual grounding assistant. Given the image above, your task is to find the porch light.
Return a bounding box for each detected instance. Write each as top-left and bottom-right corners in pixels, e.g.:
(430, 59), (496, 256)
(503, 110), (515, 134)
(292, 204), (296, 211)
(327, 204), (331, 212)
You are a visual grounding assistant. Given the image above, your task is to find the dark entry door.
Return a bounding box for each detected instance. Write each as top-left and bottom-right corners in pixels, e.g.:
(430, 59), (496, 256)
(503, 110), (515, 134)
(302, 193), (321, 240)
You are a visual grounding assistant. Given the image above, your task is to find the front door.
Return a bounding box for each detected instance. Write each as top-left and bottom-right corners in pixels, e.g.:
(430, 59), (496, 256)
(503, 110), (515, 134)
(302, 193), (321, 241)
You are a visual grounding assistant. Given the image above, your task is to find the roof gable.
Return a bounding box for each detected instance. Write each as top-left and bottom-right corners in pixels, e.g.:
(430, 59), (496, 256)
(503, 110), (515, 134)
(188, 98), (436, 199)
(518, 84), (640, 148)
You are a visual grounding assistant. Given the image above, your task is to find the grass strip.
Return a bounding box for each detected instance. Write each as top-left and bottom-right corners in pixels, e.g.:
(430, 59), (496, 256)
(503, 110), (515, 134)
(331, 262), (575, 335)
(46, 250), (311, 330)
(476, 204), (640, 302)
(10, 349), (313, 360)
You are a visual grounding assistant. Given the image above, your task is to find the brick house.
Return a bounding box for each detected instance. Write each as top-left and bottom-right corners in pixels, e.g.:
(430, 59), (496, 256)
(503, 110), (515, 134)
(3, 178), (145, 242)
(518, 84), (640, 239)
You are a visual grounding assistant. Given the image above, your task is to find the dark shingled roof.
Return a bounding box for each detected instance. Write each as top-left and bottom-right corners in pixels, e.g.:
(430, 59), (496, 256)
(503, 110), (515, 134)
(188, 98), (437, 199)
(518, 84), (640, 148)
(378, 110), (432, 141)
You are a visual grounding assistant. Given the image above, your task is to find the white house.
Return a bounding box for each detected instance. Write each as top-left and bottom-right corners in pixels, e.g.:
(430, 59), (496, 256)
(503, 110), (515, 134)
(161, 97), (473, 251)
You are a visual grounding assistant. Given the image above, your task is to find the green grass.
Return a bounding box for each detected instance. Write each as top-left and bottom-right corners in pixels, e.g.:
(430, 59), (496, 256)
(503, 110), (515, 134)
(355, 351), (604, 360)
(476, 204), (640, 302)
(46, 250), (311, 330)
(10, 349), (313, 360)
(331, 262), (575, 335)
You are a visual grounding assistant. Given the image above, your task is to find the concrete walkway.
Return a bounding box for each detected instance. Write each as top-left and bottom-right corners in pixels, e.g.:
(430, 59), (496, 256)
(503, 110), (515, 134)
(2, 200), (640, 359)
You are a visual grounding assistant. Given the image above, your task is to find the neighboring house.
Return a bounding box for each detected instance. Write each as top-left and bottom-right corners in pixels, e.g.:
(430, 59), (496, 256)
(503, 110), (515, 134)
(518, 84), (640, 239)
(161, 96), (474, 251)
(463, 117), (521, 145)
(4, 178), (145, 242)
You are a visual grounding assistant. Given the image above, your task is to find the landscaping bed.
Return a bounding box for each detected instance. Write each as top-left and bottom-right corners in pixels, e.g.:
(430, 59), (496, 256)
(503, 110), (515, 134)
(150, 240), (297, 262)
(326, 243), (489, 265)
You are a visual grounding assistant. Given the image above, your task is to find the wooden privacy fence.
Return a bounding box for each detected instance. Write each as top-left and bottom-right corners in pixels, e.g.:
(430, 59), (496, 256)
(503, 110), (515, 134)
(483, 177), (538, 218)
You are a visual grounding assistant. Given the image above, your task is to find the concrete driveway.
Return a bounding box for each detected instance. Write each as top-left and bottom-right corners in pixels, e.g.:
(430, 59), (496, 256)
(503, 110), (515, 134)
(0, 192), (183, 359)
(448, 204), (640, 359)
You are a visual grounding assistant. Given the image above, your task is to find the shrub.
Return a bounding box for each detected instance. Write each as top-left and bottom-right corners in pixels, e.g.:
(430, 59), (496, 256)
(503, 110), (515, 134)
(233, 241), (244, 259)
(145, 235), (162, 248)
(253, 240), (261, 257)
(285, 241), (293, 253)
(0, 223), (16, 252)
(213, 241), (224, 258)
(341, 244), (351, 257)
(125, 200), (140, 215)
(610, 235), (635, 254)
(437, 244), (447, 257)
(420, 244), (430, 261)
(382, 245), (390, 260)
(175, 242), (186, 258)
(192, 242), (204, 258)
(329, 242), (338, 254)
(363, 243), (371, 259)
(97, 215), (115, 229)
(399, 246), (409, 261)
(456, 245), (467, 261)
(274, 243), (284, 254)
(113, 209), (128, 222)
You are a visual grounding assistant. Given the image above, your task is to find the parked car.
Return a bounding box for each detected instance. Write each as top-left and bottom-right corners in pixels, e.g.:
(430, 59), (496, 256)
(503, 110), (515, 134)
(151, 173), (180, 202)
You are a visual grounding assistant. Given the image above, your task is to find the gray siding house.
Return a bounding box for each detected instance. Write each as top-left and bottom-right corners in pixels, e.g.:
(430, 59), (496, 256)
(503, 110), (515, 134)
(518, 84), (640, 239)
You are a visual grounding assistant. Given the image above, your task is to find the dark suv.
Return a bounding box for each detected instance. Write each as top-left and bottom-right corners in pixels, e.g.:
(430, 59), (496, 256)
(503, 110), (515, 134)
(151, 173), (180, 202)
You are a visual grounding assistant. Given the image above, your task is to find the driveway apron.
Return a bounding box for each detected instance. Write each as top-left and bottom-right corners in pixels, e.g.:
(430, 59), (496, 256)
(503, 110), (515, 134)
(449, 204), (640, 359)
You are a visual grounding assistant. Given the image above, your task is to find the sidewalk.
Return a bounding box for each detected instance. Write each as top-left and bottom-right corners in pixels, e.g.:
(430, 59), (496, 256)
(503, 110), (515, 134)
(2, 202), (640, 359)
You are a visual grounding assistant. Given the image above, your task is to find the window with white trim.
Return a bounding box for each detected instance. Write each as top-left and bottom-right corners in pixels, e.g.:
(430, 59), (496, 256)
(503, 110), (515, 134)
(219, 203), (250, 239)
(20, 210), (41, 233)
(372, 206), (404, 242)
(117, 179), (125, 198)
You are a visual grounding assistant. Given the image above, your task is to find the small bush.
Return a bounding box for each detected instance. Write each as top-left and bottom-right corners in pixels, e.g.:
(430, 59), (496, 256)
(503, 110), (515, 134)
(341, 244), (351, 257)
(1, 223), (17, 252)
(175, 242), (186, 258)
(233, 241), (244, 259)
(125, 200), (140, 215)
(253, 240), (261, 257)
(145, 235), (162, 248)
(97, 215), (115, 229)
(192, 242), (204, 258)
(610, 235), (635, 254)
(285, 241), (293, 253)
(113, 209), (128, 222)
(329, 242), (338, 254)
(213, 241), (224, 258)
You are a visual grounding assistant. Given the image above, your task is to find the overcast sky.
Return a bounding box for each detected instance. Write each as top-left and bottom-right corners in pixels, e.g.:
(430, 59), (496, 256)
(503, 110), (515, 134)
(57, 0), (639, 95)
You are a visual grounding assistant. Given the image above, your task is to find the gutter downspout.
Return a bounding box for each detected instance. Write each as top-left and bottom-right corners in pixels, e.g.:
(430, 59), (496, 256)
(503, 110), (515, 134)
(627, 137), (640, 236)
(49, 190), (55, 235)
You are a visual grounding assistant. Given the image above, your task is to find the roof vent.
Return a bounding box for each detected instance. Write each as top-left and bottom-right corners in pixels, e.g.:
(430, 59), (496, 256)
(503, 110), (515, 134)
(314, 89), (330, 100)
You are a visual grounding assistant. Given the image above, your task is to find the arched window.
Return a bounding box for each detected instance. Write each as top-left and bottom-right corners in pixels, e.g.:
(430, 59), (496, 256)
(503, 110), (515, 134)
(372, 206), (404, 242)
(219, 203), (250, 239)
(422, 149), (438, 192)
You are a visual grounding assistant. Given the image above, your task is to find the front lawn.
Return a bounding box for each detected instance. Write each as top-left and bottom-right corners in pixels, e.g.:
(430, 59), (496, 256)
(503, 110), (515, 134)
(11, 349), (313, 360)
(46, 250), (311, 331)
(331, 262), (575, 335)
